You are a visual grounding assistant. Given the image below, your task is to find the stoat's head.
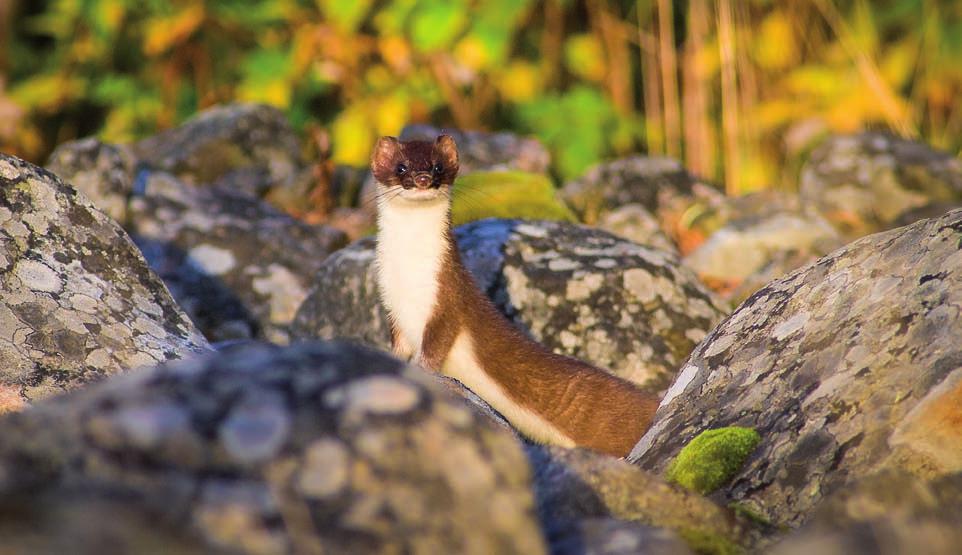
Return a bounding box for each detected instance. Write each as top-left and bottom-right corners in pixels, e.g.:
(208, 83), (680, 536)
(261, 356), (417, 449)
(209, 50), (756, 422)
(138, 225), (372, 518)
(371, 135), (459, 203)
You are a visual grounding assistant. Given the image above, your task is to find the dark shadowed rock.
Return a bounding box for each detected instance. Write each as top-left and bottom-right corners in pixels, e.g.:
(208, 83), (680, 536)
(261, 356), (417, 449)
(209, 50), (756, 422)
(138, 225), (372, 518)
(548, 517), (693, 555)
(0, 154), (208, 407)
(770, 471), (962, 555)
(0, 341), (546, 554)
(800, 132), (962, 240)
(526, 445), (748, 553)
(45, 137), (137, 224)
(631, 209), (962, 528)
(132, 103), (305, 197)
(130, 171), (347, 344)
(293, 219), (726, 393)
(560, 156), (724, 251)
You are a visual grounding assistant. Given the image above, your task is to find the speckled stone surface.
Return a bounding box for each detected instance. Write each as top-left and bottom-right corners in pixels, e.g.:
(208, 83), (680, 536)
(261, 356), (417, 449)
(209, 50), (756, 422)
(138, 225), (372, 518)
(0, 341), (546, 554)
(526, 444), (746, 549)
(800, 132), (962, 240)
(631, 208), (962, 528)
(769, 470), (962, 555)
(132, 103), (305, 196)
(560, 156), (725, 250)
(293, 219), (727, 393)
(46, 137), (137, 224)
(0, 154), (209, 406)
(682, 192), (844, 302)
(130, 171), (347, 344)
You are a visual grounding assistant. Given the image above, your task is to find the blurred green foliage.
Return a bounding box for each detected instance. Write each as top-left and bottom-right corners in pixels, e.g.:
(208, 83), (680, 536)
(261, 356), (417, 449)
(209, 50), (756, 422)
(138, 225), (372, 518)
(1, 0), (961, 190)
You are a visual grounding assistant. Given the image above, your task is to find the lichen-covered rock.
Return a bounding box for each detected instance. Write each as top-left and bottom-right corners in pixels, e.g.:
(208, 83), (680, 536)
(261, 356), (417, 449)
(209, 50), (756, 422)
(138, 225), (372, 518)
(548, 518), (693, 555)
(132, 103), (305, 196)
(400, 125), (551, 174)
(0, 341), (546, 554)
(631, 208), (962, 527)
(799, 132), (962, 239)
(560, 156), (725, 251)
(593, 204), (678, 254)
(683, 209), (841, 301)
(130, 171), (347, 344)
(0, 154), (209, 407)
(293, 219), (727, 393)
(45, 137), (137, 224)
(526, 445), (748, 552)
(769, 470), (962, 555)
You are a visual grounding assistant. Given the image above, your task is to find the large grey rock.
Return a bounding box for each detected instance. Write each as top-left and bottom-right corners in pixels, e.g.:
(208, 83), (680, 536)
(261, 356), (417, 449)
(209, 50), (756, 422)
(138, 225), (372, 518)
(560, 156), (724, 251)
(0, 154), (208, 407)
(293, 219), (727, 393)
(130, 171), (347, 344)
(770, 470), (962, 555)
(132, 103), (305, 196)
(526, 445), (748, 552)
(683, 194), (842, 302)
(0, 341), (546, 554)
(45, 137), (137, 224)
(631, 208), (962, 528)
(800, 132), (962, 240)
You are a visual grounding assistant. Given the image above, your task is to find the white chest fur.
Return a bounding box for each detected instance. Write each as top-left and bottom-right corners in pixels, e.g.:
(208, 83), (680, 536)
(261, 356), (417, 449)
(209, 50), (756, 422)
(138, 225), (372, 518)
(375, 190), (450, 353)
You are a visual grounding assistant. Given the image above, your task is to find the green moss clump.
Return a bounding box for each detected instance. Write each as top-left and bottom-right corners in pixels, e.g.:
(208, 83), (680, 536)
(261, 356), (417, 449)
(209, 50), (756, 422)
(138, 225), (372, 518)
(678, 528), (744, 555)
(666, 427), (761, 495)
(451, 171), (578, 225)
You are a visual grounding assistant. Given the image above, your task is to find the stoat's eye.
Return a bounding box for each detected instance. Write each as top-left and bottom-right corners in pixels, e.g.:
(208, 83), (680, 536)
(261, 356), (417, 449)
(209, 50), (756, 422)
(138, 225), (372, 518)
(432, 162), (444, 175)
(395, 163), (408, 176)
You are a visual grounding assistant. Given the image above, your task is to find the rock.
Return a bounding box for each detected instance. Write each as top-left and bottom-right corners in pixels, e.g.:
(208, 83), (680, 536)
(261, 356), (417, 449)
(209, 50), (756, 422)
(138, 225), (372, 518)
(293, 219), (727, 393)
(526, 445), (748, 552)
(799, 132), (962, 240)
(769, 470), (962, 555)
(683, 199), (841, 302)
(548, 517), (693, 555)
(45, 137), (137, 224)
(130, 171), (347, 344)
(400, 125), (551, 175)
(0, 154), (208, 406)
(132, 103), (305, 196)
(0, 341), (547, 554)
(594, 204), (678, 254)
(560, 156), (725, 252)
(631, 208), (962, 528)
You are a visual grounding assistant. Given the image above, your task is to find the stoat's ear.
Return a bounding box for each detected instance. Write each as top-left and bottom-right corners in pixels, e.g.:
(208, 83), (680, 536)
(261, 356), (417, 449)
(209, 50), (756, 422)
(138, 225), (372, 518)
(371, 136), (400, 182)
(434, 134), (459, 177)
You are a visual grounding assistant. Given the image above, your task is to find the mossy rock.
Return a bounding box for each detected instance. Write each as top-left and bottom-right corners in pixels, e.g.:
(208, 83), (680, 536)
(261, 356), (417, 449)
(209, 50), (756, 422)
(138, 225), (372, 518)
(452, 171), (577, 225)
(666, 427), (761, 495)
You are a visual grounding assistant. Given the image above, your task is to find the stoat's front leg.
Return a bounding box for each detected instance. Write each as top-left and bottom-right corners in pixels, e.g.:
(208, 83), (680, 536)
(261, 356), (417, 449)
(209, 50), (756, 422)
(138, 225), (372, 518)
(390, 320), (415, 361)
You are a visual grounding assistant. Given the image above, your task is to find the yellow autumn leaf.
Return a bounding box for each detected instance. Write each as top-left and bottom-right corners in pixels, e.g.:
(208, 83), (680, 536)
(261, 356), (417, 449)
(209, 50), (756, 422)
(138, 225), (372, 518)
(374, 95), (410, 137)
(564, 34), (605, 82)
(143, 4), (205, 56)
(495, 61), (541, 103)
(454, 35), (489, 71)
(753, 11), (797, 70)
(332, 105), (375, 166)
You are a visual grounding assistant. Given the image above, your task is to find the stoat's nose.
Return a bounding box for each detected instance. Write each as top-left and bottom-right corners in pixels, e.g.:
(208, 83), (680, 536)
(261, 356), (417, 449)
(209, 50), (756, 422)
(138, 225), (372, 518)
(413, 173), (433, 189)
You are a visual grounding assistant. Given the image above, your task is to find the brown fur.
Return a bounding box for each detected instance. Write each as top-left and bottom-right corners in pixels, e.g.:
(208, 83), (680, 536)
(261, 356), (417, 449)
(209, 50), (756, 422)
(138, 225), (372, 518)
(374, 135), (659, 457)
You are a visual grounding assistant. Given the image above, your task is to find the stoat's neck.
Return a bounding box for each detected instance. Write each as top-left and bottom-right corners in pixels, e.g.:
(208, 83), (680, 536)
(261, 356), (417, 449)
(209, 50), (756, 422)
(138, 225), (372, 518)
(375, 191), (452, 354)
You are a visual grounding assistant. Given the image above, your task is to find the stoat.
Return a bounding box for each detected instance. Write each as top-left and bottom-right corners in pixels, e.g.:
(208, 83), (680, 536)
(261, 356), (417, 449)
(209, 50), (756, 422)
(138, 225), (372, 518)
(371, 135), (659, 457)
